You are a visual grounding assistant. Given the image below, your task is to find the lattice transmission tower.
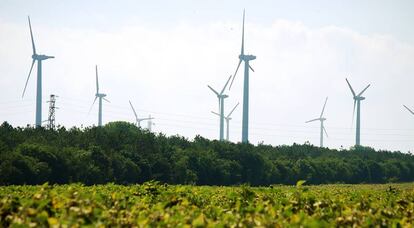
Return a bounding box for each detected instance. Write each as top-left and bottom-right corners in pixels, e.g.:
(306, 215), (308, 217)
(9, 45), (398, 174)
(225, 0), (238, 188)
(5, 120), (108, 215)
(46, 94), (58, 129)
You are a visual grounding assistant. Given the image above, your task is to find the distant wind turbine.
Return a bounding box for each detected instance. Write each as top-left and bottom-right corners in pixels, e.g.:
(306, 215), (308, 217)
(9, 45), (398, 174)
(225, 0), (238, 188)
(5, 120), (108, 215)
(208, 75), (232, 141)
(212, 102), (239, 141)
(306, 97), (328, 147)
(22, 16), (54, 127)
(346, 78), (370, 146)
(129, 100), (153, 127)
(89, 65), (109, 127)
(229, 10), (256, 143)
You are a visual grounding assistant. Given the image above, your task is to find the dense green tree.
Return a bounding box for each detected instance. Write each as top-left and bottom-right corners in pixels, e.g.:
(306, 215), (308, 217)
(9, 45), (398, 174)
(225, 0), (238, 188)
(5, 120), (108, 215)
(0, 121), (413, 186)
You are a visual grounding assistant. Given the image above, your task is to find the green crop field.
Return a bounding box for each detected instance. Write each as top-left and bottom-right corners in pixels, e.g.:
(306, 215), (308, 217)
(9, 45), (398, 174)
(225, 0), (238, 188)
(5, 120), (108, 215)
(1, 182), (413, 227)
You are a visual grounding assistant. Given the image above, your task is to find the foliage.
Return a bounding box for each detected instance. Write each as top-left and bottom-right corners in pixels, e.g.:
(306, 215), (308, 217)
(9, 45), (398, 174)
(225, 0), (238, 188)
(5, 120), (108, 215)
(1, 121), (414, 185)
(0, 183), (413, 226)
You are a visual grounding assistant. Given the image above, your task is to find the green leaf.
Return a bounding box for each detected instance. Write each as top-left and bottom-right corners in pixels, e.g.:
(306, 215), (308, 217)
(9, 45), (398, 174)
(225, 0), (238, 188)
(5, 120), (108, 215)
(296, 180), (306, 187)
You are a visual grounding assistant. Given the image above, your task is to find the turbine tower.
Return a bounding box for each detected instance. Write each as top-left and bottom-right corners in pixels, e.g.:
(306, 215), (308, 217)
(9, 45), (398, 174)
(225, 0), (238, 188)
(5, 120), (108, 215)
(212, 102), (239, 141)
(403, 105), (414, 116)
(129, 100), (154, 127)
(229, 10), (256, 143)
(208, 75), (232, 141)
(22, 16), (54, 127)
(306, 97), (328, 147)
(89, 65), (109, 127)
(346, 78), (370, 146)
(147, 115), (155, 132)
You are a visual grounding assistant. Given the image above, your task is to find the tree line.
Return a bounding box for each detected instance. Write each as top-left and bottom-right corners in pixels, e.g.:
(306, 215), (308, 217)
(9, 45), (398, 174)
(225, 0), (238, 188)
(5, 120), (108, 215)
(0, 121), (413, 185)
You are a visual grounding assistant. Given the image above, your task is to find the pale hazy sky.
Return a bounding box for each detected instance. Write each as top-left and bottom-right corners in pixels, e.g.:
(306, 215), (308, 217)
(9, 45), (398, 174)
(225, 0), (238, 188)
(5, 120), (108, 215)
(1, 0), (414, 152)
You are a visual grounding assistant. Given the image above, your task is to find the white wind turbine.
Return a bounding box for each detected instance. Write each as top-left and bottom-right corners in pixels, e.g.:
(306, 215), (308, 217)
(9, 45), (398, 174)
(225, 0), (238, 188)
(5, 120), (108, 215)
(306, 97), (328, 147)
(346, 78), (370, 146)
(229, 10), (256, 143)
(208, 75), (232, 141)
(129, 100), (154, 128)
(89, 65), (109, 127)
(22, 16), (54, 127)
(212, 102), (239, 141)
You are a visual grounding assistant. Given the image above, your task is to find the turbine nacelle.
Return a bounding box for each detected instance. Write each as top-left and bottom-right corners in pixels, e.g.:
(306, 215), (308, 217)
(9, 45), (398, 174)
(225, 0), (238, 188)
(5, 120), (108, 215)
(32, 54), (54, 61)
(354, 96), (365, 101)
(239, 54), (256, 61)
(306, 117), (327, 123)
(96, 93), (107, 98)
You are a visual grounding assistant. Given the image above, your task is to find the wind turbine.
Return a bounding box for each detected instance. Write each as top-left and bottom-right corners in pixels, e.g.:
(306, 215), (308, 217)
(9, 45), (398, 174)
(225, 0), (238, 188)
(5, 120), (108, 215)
(22, 16), (54, 127)
(89, 65), (109, 127)
(403, 105), (414, 116)
(212, 102), (239, 141)
(346, 78), (370, 146)
(208, 75), (232, 141)
(129, 100), (154, 127)
(306, 97), (329, 147)
(229, 10), (256, 143)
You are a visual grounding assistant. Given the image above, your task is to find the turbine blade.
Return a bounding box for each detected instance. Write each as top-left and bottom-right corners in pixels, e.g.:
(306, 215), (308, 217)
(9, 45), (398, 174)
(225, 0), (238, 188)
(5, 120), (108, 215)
(129, 100), (138, 119)
(241, 9), (245, 56)
(211, 111), (220, 116)
(103, 97), (110, 103)
(357, 84), (371, 97)
(28, 16), (36, 55)
(403, 105), (414, 115)
(227, 102), (239, 118)
(323, 127), (329, 138)
(320, 97), (328, 118)
(220, 75), (232, 95)
(207, 85), (219, 96)
(351, 99), (356, 127)
(22, 59), (36, 97)
(229, 59), (242, 90)
(95, 65), (99, 94)
(305, 118), (320, 123)
(88, 96), (98, 114)
(249, 64), (255, 72)
(345, 78), (356, 97)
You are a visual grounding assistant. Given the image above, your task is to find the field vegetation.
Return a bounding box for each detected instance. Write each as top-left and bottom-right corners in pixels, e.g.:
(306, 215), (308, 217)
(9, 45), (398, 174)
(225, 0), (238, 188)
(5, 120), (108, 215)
(1, 182), (413, 226)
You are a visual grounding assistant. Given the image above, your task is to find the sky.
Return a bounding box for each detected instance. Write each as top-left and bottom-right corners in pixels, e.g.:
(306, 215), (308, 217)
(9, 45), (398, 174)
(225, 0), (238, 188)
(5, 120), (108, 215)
(1, 0), (414, 152)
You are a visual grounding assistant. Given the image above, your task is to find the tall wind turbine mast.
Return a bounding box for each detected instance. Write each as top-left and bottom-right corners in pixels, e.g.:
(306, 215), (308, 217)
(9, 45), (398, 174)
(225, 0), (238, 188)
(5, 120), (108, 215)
(22, 16), (54, 127)
(129, 100), (154, 127)
(89, 65), (109, 127)
(208, 75), (232, 141)
(306, 97), (328, 147)
(346, 78), (370, 146)
(212, 102), (239, 141)
(147, 115), (155, 132)
(229, 10), (256, 143)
